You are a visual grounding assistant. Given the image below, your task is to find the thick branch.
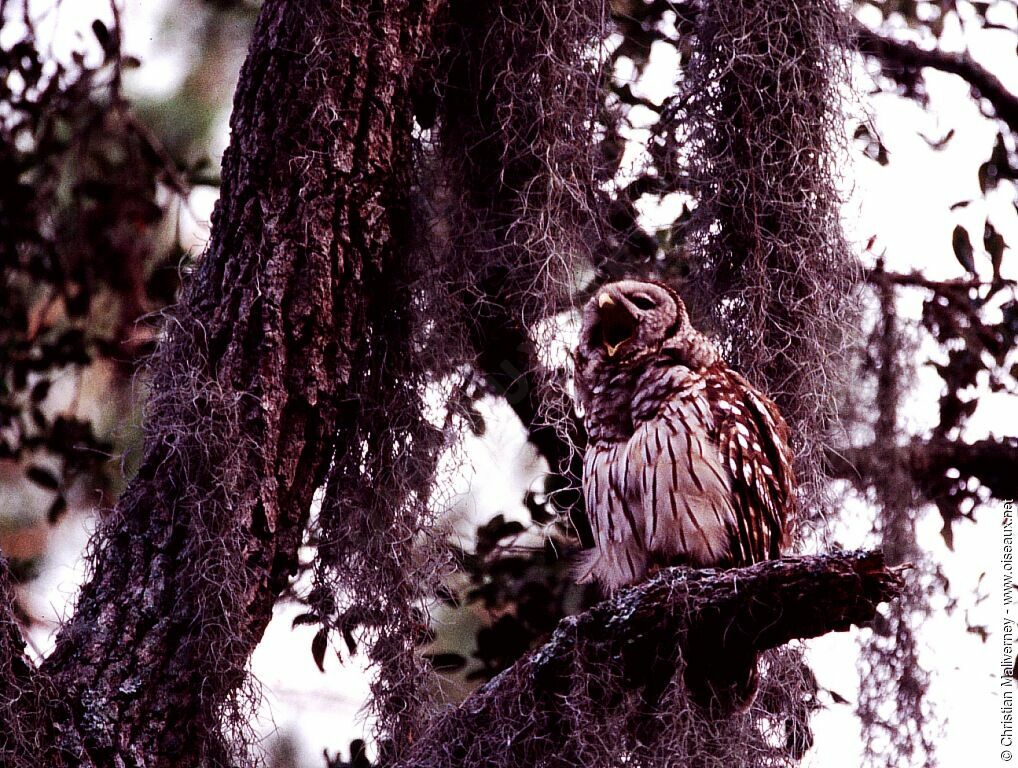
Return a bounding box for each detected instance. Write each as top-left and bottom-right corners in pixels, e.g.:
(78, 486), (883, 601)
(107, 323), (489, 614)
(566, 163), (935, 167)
(397, 551), (902, 768)
(828, 437), (1018, 504)
(866, 267), (1015, 293)
(855, 22), (1018, 134)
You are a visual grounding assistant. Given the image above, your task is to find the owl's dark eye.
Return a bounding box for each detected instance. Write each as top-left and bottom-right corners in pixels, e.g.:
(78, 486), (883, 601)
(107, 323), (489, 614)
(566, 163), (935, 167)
(630, 294), (655, 311)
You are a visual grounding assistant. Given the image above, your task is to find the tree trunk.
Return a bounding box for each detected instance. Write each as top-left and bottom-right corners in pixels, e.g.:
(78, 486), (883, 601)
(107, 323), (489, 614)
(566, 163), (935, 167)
(0, 1), (438, 765)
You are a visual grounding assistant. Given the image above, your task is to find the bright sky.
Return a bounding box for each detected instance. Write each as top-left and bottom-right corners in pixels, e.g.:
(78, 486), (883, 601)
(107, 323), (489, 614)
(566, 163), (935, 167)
(16, 1), (1018, 766)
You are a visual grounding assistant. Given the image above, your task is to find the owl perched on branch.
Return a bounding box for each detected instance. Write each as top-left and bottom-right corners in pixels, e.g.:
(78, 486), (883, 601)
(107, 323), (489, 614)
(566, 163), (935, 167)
(574, 279), (796, 592)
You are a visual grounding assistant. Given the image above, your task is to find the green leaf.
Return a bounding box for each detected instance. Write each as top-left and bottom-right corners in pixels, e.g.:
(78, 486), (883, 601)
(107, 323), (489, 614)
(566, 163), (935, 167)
(311, 628), (328, 672)
(952, 225), (975, 274)
(26, 465), (59, 491)
(91, 20), (114, 59)
(291, 612), (320, 628)
(424, 652), (468, 672)
(47, 495), (67, 523)
(984, 221), (1007, 281)
(30, 379), (50, 403)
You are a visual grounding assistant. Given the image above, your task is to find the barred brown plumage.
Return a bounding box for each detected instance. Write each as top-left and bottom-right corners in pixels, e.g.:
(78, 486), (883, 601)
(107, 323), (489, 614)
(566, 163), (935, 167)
(574, 279), (796, 592)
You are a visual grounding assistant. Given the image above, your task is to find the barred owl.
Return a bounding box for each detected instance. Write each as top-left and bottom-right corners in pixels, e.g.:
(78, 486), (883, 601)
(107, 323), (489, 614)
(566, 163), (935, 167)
(574, 279), (796, 591)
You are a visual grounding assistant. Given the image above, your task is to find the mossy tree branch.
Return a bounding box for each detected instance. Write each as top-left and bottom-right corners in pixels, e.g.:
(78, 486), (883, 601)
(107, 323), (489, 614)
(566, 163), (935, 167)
(397, 551), (903, 768)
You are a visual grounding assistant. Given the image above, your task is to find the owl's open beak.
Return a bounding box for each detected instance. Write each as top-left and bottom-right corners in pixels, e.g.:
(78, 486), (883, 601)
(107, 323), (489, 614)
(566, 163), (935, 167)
(596, 292), (636, 357)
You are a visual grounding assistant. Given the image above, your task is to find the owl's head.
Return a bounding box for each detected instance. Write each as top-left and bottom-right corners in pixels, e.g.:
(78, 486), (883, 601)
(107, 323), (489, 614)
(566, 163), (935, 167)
(579, 279), (682, 356)
(574, 279), (718, 434)
(577, 278), (719, 378)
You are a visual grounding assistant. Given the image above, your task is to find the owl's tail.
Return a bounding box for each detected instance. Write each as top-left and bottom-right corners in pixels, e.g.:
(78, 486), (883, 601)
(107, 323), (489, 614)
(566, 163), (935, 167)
(571, 542), (647, 593)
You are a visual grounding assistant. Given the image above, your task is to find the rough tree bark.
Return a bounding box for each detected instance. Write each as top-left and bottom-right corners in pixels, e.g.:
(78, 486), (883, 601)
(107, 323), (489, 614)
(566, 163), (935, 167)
(0, 1), (438, 765)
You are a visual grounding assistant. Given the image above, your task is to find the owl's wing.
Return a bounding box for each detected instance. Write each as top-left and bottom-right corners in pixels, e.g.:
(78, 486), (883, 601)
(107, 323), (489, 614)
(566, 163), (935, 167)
(708, 369), (796, 562)
(577, 442), (648, 590)
(628, 388), (739, 568)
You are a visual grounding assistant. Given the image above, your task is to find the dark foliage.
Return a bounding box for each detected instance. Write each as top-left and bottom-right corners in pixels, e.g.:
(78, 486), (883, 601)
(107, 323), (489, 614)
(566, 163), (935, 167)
(0, 2), (183, 523)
